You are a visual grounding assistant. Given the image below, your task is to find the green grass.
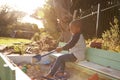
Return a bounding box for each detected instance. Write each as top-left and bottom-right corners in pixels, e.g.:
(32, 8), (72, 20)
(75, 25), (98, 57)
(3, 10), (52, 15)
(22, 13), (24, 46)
(0, 37), (31, 45)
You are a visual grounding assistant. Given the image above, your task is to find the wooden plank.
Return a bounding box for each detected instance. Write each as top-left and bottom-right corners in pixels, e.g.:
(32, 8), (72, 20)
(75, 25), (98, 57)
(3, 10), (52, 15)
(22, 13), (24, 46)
(0, 57), (6, 80)
(87, 54), (120, 70)
(50, 51), (120, 79)
(86, 48), (120, 62)
(0, 53), (16, 80)
(66, 62), (114, 80)
(78, 61), (120, 79)
(15, 67), (31, 80)
(86, 48), (120, 70)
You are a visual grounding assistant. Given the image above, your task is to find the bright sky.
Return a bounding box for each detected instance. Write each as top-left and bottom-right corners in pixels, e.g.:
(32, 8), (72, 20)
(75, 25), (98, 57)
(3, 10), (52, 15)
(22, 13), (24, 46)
(21, 15), (44, 28)
(0, 0), (46, 28)
(0, 0), (46, 14)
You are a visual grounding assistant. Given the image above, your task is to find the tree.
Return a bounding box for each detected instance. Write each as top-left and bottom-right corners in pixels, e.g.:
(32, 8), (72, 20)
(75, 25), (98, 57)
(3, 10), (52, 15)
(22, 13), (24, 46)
(39, 0), (60, 40)
(9, 22), (39, 39)
(39, 0), (72, 42)
(0, 5), (25, 36)
(34, 0), (120, 41)
(53, 0), (72, 42)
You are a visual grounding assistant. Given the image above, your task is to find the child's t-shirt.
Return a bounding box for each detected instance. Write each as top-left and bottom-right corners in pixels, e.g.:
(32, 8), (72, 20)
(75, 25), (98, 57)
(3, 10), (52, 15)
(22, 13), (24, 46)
(62, 33), (86, 61)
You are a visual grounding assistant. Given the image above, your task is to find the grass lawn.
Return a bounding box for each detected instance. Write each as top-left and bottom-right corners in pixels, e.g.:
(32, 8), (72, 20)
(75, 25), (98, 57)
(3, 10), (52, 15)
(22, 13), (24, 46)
(0, 37), (31, 45)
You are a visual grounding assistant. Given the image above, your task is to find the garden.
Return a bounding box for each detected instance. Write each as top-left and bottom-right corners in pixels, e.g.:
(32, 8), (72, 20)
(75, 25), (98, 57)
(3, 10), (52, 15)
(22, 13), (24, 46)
(0, 0), (120, 80)
(86, 16), (120, 53)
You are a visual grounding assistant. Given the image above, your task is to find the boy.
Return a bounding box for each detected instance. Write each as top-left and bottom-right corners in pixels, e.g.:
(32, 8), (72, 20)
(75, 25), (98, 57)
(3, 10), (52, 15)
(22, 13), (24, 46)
(43, 20), (86, 79)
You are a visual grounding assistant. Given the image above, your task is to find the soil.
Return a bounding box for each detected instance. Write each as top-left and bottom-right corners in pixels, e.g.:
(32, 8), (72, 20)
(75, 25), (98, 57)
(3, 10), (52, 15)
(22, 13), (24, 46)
(17, 63), (49, 80)
(17, 63), (90, 80)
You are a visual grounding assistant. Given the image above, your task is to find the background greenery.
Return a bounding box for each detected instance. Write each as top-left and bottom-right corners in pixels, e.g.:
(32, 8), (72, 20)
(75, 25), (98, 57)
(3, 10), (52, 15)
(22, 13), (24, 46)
(0, 37), (31, 45)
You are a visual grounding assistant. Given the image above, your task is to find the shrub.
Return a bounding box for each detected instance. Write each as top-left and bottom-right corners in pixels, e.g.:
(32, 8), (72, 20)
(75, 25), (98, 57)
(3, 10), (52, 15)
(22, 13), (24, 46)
(31, 33), (40, 42)
(102, 16), (120, 52)
(13, 42), (26, 55)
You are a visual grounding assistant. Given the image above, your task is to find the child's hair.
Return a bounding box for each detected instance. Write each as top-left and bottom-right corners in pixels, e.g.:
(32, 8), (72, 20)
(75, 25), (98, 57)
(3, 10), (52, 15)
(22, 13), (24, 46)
(69, 20), (82, 32)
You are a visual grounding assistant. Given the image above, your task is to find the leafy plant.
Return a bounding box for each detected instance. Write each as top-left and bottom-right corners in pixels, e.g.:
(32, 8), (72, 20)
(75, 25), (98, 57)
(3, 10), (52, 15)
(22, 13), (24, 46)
(0, 5), (25, 37)
(102, 16), (120, 52)
(31, 33), (40, 41)
(13, 42), (26, 55)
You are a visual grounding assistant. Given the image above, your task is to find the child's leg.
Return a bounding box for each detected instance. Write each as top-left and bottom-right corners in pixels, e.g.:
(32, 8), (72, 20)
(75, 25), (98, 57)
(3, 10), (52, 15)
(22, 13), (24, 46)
(48, 54), (77, 77)
(59, 60), (65, 73)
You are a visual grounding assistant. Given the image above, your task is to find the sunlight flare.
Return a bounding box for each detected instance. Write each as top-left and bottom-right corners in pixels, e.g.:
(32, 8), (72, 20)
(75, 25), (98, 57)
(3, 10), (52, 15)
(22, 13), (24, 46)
(21, 15), (44, 28)
(0, 0), (46, 14)
(0, 0), (46, 28)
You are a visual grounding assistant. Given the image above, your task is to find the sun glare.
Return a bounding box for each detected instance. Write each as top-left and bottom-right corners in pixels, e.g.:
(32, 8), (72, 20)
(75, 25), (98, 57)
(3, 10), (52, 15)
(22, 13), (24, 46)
(0, 0), (46, 28)
(0, 0), (46, 14)
(13, 0), (46, 14)
(21, 15), (44, 28)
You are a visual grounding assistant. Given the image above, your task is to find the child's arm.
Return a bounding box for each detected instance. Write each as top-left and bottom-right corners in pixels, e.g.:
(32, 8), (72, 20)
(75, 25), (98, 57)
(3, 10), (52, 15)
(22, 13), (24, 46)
(56, 47), (63, 53)
(62, 33), (80, 50)
(56, 33), (80, 53)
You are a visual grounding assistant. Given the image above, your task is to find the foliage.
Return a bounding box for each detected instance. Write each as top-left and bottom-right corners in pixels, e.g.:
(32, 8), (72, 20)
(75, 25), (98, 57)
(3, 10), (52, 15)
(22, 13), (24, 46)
(0, 37), (31, 54)
(31, 29), (58, 52)
(31, 29), (53, 42)
(0, 5), (39, 39)
(13, 42), (26, 55)
(0, 5), (25, 36)
(31, 33), (40, 41)
(10, 22), (39, 39)
(0, 37), (31, 45)
(102, 16), (120, 52)
(86, 17), (120, 52)
(35, 0), (60, 40)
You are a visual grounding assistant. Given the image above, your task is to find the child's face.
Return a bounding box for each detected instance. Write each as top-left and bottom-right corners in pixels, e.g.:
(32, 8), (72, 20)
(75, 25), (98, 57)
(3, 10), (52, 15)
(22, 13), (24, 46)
(69, 25), (80, 34)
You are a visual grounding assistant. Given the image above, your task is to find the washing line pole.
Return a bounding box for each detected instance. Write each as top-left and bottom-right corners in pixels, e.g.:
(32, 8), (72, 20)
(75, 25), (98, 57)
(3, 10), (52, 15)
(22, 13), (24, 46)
(96, 3), (100, 37)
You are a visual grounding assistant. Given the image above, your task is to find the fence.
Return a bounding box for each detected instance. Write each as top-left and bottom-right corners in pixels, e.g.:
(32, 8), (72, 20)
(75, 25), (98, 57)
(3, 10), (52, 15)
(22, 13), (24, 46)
(74, 0), (120, 38)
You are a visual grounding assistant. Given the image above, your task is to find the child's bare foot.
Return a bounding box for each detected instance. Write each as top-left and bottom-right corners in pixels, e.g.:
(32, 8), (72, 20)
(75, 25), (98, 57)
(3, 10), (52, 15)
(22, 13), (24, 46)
(41, 74), (53, 80)
(45, 74), (53, 78)
(55, 72), (64, 77)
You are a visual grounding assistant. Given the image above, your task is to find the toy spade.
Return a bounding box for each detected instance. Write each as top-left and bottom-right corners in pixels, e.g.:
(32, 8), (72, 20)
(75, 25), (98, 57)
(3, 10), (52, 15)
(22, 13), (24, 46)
(32, 50), (55, 62)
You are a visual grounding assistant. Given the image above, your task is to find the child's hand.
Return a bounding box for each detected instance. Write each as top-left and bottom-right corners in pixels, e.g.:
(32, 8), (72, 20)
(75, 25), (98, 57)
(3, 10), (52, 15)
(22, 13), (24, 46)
(55, 47), (63, 53)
